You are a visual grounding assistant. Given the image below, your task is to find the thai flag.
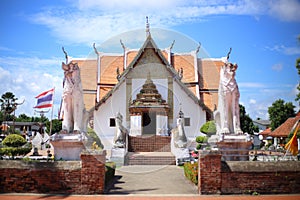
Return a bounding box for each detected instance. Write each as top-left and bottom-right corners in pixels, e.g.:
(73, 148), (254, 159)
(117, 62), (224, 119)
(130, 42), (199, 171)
(34, 88), (54, 109)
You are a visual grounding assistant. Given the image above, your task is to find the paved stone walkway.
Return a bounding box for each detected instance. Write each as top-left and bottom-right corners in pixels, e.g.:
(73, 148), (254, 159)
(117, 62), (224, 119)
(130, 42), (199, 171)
(107, 165), (198, 195)
(1, 194), (299, 200)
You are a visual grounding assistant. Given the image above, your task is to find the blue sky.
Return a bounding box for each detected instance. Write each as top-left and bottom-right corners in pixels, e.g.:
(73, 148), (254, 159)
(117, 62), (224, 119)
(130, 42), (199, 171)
(0, 0), (299, 120)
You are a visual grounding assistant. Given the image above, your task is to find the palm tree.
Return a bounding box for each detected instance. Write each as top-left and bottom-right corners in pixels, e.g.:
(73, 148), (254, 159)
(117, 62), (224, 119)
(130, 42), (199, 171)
(0, 92), (18, 121)
(0, 92), (24, 133)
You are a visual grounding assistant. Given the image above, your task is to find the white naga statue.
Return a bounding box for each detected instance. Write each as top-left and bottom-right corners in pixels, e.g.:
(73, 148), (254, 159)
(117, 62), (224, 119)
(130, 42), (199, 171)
(60, 62), (88, 134)
(171, 110), (188, 148)
(113, 112), (128, 148)
(215, 61), (243, 135)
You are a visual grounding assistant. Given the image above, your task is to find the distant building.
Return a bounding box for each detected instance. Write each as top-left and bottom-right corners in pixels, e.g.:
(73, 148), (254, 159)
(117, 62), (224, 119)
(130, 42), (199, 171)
(259, 127), (271, 140)
(1, 121), (44, 136)
(269, 116), (300, 147)
(253, 119), (271, 132)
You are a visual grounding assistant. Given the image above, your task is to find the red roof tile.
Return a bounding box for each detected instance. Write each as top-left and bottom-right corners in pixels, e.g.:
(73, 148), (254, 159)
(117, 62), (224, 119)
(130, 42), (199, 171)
(259, 127), (271, 139)
(269, 116), (300, 138)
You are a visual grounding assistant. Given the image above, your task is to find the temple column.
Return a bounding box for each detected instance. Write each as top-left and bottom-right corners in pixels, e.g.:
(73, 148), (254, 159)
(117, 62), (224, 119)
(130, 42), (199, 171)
(130, 114), (142, 136)
(156, 114), (168, 136)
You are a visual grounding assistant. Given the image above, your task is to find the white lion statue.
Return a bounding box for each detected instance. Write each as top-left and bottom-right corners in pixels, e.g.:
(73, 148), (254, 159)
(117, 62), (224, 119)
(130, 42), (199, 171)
(60, 62), (88, 134)
(214, 62), (243, 135)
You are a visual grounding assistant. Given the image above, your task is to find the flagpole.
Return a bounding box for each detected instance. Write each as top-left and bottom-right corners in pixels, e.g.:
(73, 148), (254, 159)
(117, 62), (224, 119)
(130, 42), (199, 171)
(49, 87), (55, 135)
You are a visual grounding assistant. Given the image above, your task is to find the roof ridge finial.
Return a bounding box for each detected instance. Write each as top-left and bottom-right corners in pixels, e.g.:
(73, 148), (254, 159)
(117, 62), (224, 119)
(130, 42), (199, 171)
(147, 71), (151, 80)
(146, 16), (150, 38)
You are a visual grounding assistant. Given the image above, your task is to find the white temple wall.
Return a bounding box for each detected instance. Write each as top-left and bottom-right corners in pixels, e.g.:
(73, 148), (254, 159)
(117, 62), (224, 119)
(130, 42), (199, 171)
(173, 81), (206, 139)
(94, 83), (127, 150)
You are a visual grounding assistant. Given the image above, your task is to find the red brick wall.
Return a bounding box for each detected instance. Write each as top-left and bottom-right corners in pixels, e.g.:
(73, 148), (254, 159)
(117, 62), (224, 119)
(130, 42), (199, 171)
(198, 151), (300, 194)
(221, 171), (300, 194)
(80, 153), (106, 194)
(0, 151), (106, 194)
(128, 135), (171, 152)
(198, 151), (222, 194)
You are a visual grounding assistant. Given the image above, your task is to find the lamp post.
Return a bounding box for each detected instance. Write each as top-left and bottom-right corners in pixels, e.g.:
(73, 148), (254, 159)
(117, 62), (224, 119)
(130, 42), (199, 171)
(12, 99), (25, 133)
(34, 109), (50, 133)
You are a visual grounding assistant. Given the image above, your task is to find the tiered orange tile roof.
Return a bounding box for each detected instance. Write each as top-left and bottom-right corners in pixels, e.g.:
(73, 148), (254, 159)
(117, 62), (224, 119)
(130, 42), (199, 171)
(269, 116), (300, 138)
(72, 38), (224, 113)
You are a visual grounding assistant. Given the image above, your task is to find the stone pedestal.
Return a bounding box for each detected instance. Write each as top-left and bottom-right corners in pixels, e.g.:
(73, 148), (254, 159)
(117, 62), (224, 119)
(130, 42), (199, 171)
(217, 134), (252, 161)
(170, 135), (190, 165)
(110, 147), (126, 167)
(51, 134), (86, 161)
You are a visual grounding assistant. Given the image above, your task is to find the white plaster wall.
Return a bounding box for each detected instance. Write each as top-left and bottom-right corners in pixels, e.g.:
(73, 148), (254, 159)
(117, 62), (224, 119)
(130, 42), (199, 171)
(172, 81), (206, 139)
(94, 83), (127, 150)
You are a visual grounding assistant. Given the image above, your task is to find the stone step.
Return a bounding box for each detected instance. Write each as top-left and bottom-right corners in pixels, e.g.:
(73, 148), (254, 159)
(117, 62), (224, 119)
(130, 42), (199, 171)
(128, 135), (171, 152)
(125, 152), (176, 165)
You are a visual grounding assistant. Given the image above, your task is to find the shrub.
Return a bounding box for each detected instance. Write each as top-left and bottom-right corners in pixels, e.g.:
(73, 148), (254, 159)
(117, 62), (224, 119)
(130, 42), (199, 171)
(0, 143), (32, 158)
(2, 134), (26, 147)
(196, 136), (208, 143)
(200, 120), (216, 135)
(183, 162), (198, 185)
(196, 143), (202, 150)
(87, 128), (104, 149)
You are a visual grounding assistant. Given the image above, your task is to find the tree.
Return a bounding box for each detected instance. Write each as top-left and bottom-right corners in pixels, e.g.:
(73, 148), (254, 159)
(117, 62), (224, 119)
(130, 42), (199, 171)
(46, 119), (62, 135)
(0, 92), (18, 121)
(16, 113), (32, 122)
(268, 99), (295, 131)
(239, 104), (259, 134)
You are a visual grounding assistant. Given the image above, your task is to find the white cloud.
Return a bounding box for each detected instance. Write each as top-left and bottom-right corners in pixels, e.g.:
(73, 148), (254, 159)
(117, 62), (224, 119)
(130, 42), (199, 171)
(29, 0), (300, 46)
(271, 63), (283, 72)
(0, 57), (63, 118)
(249, 99), (257, 104)
(239, 82), (266, 88)
(76, 0), (183, 11)
(241, 82), (299, 119)
(265, 44), (300, 55)
(269, 0), (300, 22)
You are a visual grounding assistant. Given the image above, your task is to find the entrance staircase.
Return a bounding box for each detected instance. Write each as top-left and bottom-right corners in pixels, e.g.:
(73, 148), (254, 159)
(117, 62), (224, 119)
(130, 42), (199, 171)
(125, 152), (176, 165)
(125, 135), (176, 165)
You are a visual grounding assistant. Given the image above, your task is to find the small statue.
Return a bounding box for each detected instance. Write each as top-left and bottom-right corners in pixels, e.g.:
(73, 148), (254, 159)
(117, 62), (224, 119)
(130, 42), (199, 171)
(113, 112), (128, 148)
(171, 110), (188, 148)
(116, 67), (121, 81)
(178, 67), (183, 80)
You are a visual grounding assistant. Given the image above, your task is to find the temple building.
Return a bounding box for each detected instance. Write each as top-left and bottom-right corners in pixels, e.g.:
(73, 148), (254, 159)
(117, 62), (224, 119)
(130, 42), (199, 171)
(67, 23), (225, 150)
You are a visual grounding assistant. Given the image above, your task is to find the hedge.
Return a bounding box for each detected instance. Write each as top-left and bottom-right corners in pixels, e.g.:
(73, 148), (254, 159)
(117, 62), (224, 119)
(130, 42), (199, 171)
(2, 134), (27, 147)
(0, 143), (32, 158)
(183, 162), (198, 185)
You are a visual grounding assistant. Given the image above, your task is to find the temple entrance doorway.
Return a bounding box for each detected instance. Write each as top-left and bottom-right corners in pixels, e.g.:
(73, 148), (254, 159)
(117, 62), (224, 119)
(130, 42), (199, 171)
(142, 111), (156, 135)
